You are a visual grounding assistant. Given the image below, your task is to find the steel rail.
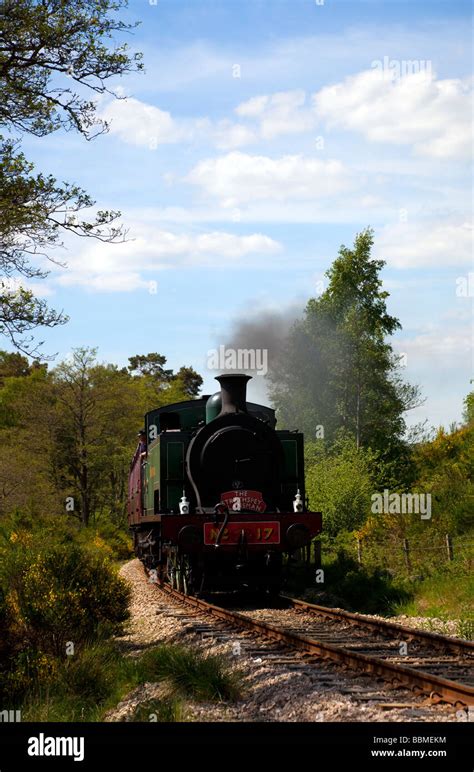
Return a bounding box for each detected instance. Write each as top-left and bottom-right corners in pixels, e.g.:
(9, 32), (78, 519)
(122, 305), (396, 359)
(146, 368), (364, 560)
(282, 595), (474, 657)
(155, 581), (474, 707)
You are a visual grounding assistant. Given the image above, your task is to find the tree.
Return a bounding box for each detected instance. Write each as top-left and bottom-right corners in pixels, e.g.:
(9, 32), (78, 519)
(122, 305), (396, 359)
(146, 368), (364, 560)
(128, 354), (203, 400)
(1, 138), (125, 354)
(0, 347), (204, 526)
(0, 0), (142, 139)
(0, 362), (59, 515)
(128, 353), (173, 383)
(172, 366), (203, 398)
(270, 228), (422, 466)
(0, 350), (31, 383)
(305, 438), (379, 536)
(52, 347), (113, 526)
(0, 0), (143, 354)
(463, 385), (474, 425)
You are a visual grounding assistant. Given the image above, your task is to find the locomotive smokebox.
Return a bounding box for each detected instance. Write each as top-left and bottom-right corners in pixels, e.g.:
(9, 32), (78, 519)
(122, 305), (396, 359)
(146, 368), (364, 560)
(215, 373), (252, 416)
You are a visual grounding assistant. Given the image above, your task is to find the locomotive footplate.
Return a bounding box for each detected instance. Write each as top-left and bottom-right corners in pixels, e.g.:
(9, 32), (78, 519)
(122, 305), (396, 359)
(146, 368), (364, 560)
(156, 511), (322, 552)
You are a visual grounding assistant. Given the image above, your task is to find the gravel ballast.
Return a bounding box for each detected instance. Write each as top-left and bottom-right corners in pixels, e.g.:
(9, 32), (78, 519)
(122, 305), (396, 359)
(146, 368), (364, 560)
(105, 560), (463, 723)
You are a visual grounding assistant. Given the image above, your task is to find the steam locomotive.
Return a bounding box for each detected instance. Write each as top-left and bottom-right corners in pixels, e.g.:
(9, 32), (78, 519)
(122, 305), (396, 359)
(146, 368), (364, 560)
(128, 374), (321, 594)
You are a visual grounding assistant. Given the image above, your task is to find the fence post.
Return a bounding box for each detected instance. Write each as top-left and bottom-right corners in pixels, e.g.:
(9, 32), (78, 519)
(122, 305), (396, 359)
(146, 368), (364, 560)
(403, 538), (411, 572)
(445, 533), (454, 562)
(356, 538), (362, 565)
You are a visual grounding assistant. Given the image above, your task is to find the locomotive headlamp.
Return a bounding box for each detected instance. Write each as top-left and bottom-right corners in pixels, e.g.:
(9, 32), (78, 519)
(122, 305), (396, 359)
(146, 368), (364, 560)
(179, 492), (190, 514)
(293, 489), (303, 513)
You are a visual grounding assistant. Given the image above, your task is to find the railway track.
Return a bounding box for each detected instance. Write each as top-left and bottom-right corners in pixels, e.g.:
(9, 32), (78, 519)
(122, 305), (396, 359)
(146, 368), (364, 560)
(153, 579), (474, 709)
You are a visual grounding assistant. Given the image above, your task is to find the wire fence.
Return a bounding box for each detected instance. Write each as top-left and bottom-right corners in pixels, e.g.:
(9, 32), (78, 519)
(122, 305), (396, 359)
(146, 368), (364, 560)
(353, 534), (474, 573)
(311, 534), (474, 575)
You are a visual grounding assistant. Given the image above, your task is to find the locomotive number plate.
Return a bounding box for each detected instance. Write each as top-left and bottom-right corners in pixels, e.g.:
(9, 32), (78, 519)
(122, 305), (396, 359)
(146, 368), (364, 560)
(204, 521), (280, 545)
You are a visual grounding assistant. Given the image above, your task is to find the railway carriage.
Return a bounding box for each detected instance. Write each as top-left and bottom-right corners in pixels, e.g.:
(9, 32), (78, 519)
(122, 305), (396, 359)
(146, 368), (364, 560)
(128, 374), (321, 594)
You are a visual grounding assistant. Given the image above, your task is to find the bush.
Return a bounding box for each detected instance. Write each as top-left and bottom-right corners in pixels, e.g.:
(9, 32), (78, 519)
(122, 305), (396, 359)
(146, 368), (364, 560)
(305, 438), (379, 536)
(83, 519), (134, 561)
(0, 531), (130, 659)
(303, 546), (412, 614)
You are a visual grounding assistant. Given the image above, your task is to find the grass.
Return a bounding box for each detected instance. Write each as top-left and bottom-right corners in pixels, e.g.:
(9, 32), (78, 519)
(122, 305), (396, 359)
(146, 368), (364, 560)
(130, 696), (185, 722)
(135, 645), (242, 702)
(19, 641), (243, 722)
(287, 531), (473, 628)
(288, 551), (412, 615)
(393, 561), (473, 638)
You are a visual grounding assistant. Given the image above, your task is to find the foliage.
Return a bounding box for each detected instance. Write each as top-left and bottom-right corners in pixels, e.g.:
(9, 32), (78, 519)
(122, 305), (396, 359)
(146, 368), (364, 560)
(0, 0), (143, 354)
(8, 636), (242, 721)
(136, 644), (243, 702)
(305, 437), (380, 536)
(128, 353), (203, 399)
(0, 0), (143, 138)
(0, 347), (202, 526)
(269, 229), (422, 472)
(0, 524), (130, 660)
(305, 548), (411, 614)
(463, 388), (474, 425)
(412, 423), (474, 535)
(394, 559), (473, 628)
(302, 392), (473, 619)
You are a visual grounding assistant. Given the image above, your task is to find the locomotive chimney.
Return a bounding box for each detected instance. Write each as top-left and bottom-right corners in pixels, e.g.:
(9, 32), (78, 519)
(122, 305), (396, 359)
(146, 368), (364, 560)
(215, 374), (251, 415)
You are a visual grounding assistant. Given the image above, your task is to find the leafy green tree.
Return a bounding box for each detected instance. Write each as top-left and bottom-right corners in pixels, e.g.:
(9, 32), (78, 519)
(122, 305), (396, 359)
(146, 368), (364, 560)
(0, 363), (59, 515)
(270, 229), (421, 468)
(51, 348), (140, 526)
(463, 385), (474, 425)
(0, 0), (142, 138)
(0, 346), (203, 526)
(171, 366), (203, 398)
(0, 350), (32, 383)
(128, 353), (174, 383)
(128, 354), (203, 400)
(305, 437), (380, 536)
(0, 0), (143, 354)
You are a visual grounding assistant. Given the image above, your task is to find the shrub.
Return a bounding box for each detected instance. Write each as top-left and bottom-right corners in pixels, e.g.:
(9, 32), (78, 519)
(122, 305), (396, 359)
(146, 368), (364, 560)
(0, 533), (130, 658)
(305, 438), (379, 536)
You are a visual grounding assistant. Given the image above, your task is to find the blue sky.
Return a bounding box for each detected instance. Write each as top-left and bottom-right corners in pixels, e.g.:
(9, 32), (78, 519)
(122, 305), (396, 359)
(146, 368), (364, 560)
(17, 0), (473, 429)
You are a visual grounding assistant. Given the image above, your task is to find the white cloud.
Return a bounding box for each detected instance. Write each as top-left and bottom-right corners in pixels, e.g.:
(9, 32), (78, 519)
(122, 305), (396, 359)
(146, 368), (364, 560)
(186, 151), (352, 207)
(376, 220), (473, 268)
(53, 225), (282, 291)
(100, 71), (472, 162)
(313, 69), (473, 159)
(101, 90), (317, 150)
(394, 328), (472, 362)
(213, 120), (257, 150)
(235, 95), (269, 118)
(234, 89), (316, 141)
(101, 97), (185, 147)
